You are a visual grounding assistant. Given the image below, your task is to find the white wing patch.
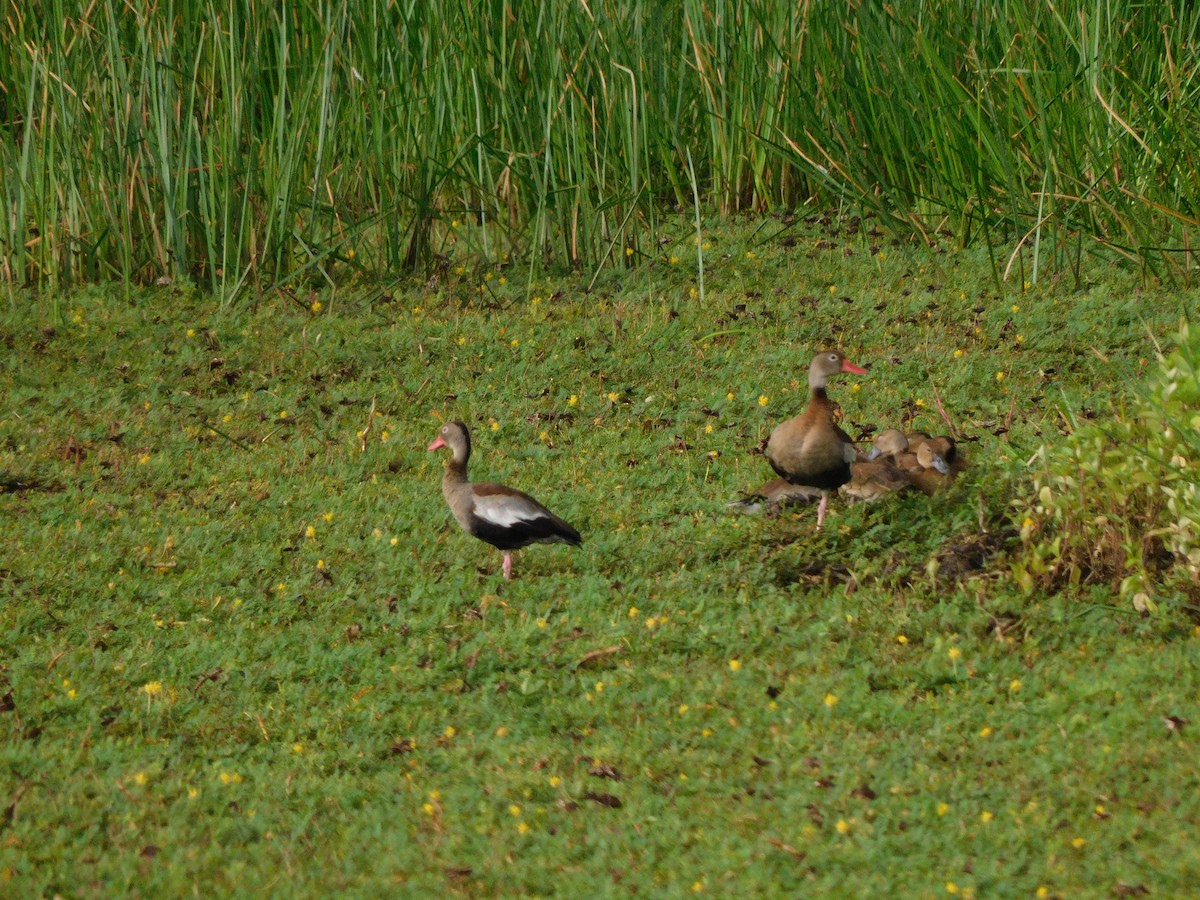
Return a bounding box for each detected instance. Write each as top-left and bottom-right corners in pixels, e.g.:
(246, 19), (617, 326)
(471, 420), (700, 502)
(472, 492), (552, 528)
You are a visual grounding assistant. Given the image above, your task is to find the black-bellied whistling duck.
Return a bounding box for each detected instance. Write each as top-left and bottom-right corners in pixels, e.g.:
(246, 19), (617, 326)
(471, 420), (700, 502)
(726, 478), (823, 515)
(840, 459), (913, 503)
(907, 433), (958, 467)
(428, 421), (582, 580)
(897, 442), (958, 495)
(841, 430), (913, 502)
(865, 428), (908, 461)
(765, 350), (868, 527)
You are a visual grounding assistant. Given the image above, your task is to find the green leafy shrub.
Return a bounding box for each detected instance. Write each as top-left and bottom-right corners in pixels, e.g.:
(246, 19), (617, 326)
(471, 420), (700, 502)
(1014, 322), (1200, 610)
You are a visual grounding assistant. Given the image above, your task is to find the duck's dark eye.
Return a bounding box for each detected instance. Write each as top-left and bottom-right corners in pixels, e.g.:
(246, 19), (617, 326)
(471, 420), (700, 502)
(828, 354), (839, 362)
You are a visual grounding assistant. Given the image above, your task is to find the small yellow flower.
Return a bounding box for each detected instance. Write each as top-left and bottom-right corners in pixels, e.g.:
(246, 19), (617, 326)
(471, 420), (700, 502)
(490, 420), (500, 431)
(138, 453), (151, 465)
(422, 802), (435, 815)
(850, 383), (861, 393)
(292, 743), (304, 754)
(704, 423), (713, 434)
(914, 398), (925, 407)
(947, 647), (962, 661)
(726, 392), (735, 401)
(517, 821), (531, 835)
(133, 771), (148, 786)
(539, 430), (549, 442)
(568, 395), (578, 407)
(828, 285), (837, 295)
(323, 512), (334, 522)
(954, 349), (964, 358)
(728, 659), (742, 672)
(678, 704), (689, 715)
(824, 693), (839, 708)
(669, 255), (680, 264)
(186, 328), (196, 338)
(980, 810), (994, 823)
(510, 339), (520, 347)
(896, 634), (908, 644)
(187, 787), (199, 799)
(1009, 679), (1022, 692)
(496, 726), (508, 737)
(835, 819), (851, 834)
(979, 726), (993, 738)
(644, 617), (657, 630)
(996, 371), (1005, 382)
(692, 882), (704, 893)
(310, 300), (322, 313)
(758, 395), (769, 406)
(937, 802), (950, 816)
(347, 248), (356, 259)
(1012, 304), (1021, 313)
(279, 410), (289, 419)
(143, 681), (163, 697)
(689, 287), (698, 300)
(1071, 836), (1086, 848)
(305, 525), (316, 540)
(607, 391), (619, 402)
(67, 689), (77, 699)
(509, 804), (522, 817)
(498, 276), (507, 284)
(536, 617), (547, 629)
(745, 250), (756, 259)
(389, 537), (399, 546)
(443, 726), (456, 738)
(484, 271), (494, 281)
(549, 776), (562, 788)
(946, 883), (959, 895)
(1036, 888), (1049, 900)
(1016, 334), (1024, 343)
(628, 606), (639, 618)
(625, 247), (633, 257)
(316, 559), (326, 571)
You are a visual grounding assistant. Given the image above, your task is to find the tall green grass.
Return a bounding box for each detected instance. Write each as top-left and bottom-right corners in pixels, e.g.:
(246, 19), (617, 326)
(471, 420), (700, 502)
(3, 0), (1200, 297)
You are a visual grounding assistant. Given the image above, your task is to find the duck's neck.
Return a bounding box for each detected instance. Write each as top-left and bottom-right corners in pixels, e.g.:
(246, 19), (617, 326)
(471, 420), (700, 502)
(443, 451), (469, 488)
(808, 385), (830, 406)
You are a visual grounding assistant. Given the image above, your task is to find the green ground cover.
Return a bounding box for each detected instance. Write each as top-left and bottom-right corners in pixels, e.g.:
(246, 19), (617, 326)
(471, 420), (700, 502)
(2, 218), (1198, 896)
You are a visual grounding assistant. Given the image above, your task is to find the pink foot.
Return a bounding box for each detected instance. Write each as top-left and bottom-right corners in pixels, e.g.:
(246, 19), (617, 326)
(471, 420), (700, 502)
(815, 493), (828, 529)
(502, 552), (514, 580)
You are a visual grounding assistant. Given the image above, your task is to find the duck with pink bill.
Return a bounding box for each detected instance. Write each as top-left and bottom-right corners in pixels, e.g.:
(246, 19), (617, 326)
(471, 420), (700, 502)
(764, 349), (868, 527)
(428, 421), (582, 580)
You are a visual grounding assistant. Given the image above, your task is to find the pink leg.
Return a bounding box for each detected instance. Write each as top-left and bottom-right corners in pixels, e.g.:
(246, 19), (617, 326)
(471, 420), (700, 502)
(502, 551), (514, 580)
(815, 493), (828, 529)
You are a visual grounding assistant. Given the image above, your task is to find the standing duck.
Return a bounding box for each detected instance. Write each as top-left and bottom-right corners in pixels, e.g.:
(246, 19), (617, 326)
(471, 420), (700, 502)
(765, 350), (868, 527)
(428, 421), (582, 579)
